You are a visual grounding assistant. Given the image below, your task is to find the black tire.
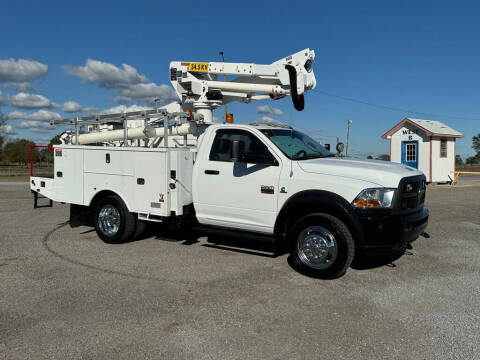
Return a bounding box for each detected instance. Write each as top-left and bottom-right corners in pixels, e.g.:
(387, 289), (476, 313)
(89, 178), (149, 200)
(94, 195), (136, 244)
(289, 213), (355, 279)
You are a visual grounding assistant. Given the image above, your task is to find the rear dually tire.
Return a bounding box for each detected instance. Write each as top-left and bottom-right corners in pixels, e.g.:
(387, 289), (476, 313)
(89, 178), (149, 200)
(94, 195), (136, 244)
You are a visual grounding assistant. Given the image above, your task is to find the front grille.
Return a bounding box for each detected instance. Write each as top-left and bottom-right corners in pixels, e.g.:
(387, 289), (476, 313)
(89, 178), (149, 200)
(396, 176), (426, 213)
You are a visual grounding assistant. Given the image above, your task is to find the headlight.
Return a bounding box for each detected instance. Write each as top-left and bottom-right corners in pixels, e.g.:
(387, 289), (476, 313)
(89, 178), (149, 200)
(352, 188), (396, 208)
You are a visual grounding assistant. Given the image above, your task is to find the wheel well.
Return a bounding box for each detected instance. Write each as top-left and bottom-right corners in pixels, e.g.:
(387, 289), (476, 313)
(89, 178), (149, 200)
(274, 190), (364, 247)
(89, 190), (127, 211)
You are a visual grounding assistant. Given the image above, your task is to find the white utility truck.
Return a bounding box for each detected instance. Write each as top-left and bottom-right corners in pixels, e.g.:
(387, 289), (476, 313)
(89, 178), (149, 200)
(30, 49), (428, 278)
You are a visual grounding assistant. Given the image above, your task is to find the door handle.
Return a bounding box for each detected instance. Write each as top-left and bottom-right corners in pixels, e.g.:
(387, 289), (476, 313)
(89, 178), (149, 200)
(205, 170), (220, 175)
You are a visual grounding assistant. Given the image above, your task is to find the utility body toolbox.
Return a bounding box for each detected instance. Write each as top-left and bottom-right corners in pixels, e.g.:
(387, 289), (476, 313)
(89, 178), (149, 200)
(30, 145), (194, 219)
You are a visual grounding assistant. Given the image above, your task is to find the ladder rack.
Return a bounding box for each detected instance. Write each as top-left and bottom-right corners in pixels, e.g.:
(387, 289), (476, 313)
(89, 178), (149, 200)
(50, 107), (194, 147)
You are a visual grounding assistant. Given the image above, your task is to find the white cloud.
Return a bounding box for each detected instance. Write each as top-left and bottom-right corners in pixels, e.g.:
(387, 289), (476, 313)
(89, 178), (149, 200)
(256, 105), (283, 116)
(60, 101), (99, 114)
(31, 135), (55, 144)
(81, 106), (101, 114)
(62, 101), (83, 113)
(258, 116), (290, 127)
(17, 120), (52, 129)
(8, 110), (62, 122)
(62, 59), (147, 89)
(260, 116), (277, 123)
(3, 81), (32, 91)
(114, 95), (131, 104)
(0, 91), (7, 106)
(0, 124), (15, 134)
(9, 92), (57, 109)
(0, 58), (48, 90)
(116, 83), (177, 101)
(100, 104), (150, 115)
(62, 59), (178, 106)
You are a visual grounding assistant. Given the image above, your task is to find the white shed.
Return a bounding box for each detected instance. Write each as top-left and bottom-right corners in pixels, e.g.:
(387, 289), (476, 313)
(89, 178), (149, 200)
(381, 118), (463, 183)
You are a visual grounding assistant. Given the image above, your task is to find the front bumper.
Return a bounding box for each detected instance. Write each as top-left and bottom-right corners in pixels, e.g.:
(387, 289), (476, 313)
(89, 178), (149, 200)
(356, 207), (429, 255)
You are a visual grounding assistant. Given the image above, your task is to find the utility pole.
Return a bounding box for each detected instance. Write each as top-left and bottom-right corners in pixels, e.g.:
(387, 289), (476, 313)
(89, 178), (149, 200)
(219, 51), (227, 123)
(346, 120), (352, 157)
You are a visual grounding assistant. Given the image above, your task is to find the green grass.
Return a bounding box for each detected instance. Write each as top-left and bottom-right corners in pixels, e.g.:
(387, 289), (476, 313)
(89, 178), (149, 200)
(0, 175), (30, 182)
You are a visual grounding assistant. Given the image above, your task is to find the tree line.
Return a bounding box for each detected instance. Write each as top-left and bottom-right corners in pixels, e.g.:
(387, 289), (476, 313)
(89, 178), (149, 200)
(0, 135), (61, 165)
(1, 130), (479, 166)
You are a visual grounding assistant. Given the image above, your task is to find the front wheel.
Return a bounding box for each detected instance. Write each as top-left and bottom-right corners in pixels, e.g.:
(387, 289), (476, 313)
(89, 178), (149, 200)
(290, 213), (355, 279)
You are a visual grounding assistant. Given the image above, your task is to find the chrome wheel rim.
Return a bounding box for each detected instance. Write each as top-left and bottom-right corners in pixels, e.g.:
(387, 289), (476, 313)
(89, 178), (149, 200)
(297, 226), (338, 270)
(98, 205), (121, 236)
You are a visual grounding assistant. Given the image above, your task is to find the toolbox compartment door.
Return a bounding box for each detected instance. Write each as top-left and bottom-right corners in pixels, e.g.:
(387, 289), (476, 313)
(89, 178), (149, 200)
(54, 147), (84, 204)
(133, 151), (168, 216)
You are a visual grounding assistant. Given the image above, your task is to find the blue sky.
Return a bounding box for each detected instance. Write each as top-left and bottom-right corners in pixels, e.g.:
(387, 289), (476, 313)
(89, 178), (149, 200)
(0, 0), (479, 158)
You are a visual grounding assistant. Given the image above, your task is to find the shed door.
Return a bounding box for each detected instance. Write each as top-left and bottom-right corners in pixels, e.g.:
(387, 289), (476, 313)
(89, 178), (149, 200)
(401, 141), (418, 168)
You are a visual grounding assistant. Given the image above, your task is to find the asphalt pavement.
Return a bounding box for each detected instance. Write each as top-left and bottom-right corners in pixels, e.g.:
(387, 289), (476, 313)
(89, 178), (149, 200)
(0, 183), (479, 359)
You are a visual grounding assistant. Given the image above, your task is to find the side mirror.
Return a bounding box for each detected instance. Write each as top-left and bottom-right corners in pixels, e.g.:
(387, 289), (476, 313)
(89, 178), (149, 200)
(231, 140), (244, 162)
(336, 142), (344, 155)
(324, 143), (330, 151)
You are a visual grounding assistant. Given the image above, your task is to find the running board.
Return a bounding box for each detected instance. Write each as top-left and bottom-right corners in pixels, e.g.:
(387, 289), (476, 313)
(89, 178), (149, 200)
(192, 225), (277, 244)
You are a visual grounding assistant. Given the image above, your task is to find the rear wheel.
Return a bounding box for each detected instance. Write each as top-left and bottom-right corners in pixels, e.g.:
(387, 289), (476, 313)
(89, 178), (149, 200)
(94, 195), (135, 244)
(290, 213), (354, 279)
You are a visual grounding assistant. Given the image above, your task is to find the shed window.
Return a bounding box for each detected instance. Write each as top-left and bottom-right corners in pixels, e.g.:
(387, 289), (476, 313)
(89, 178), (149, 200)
(406, 143), (416, 162)
(440, 139), (447, 158)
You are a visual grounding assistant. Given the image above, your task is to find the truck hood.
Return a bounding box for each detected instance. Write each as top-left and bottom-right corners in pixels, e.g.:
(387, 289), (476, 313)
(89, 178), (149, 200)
(297, 157), (423, 187)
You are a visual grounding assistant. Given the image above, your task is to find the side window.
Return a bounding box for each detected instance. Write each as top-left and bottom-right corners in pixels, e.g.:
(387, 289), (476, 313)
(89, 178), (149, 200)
(440, 139), (447, 158)
(209, 129), (273, 163)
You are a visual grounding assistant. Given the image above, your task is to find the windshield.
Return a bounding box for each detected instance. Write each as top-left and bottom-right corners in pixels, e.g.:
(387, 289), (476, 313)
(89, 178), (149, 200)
(260, 129), (333, 160)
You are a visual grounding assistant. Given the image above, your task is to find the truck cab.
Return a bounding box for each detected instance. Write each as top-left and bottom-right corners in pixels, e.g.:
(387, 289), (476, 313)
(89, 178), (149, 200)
(192, 123), (428, 278)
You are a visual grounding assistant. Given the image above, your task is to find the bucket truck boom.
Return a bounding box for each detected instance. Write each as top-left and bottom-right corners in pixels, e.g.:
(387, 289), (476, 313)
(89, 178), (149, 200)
(51, 49), (316, 145)
(170, 48), (316, 123)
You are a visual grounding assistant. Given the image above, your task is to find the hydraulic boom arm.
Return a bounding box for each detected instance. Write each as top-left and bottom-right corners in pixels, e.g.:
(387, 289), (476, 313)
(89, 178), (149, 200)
(169, 48), (316, 122)
(51, 49), (316, 145)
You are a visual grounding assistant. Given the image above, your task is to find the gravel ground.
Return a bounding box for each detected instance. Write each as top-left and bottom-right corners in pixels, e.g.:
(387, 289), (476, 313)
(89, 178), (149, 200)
(0, 183), (479, 359)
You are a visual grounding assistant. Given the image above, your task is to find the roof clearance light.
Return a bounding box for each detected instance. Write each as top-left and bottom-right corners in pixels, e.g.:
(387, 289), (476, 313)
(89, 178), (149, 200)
(225, 113), (234, 124)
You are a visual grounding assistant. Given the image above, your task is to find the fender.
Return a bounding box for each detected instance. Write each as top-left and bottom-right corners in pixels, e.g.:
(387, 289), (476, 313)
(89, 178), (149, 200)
(88, 189), (132, 211)
(71, 189), (131, 228)
(274, 190), (365, 245)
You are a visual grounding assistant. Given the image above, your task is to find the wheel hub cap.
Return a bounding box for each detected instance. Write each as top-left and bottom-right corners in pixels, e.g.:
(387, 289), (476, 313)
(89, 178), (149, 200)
(297, 226), (338, 270)
(98, 205), (120, 236)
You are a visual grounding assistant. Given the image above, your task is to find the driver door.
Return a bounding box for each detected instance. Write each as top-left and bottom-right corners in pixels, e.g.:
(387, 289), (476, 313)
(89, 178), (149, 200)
(194, 128), (282, 233)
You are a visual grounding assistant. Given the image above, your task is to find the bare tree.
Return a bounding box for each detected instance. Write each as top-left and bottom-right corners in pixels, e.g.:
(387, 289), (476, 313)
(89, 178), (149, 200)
(0, 112), (6, 161)
(0, 112), (6, 134)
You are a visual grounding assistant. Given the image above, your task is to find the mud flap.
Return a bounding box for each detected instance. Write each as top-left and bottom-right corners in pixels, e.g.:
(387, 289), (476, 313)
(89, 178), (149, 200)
(70, 204), (93, 227)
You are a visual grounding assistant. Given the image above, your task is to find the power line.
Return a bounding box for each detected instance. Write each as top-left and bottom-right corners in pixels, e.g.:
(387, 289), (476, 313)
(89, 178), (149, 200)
(313, 89), (480, 121)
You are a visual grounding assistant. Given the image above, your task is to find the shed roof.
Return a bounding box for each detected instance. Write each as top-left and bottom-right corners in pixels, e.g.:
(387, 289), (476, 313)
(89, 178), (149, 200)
(381, 118), (464, 139)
